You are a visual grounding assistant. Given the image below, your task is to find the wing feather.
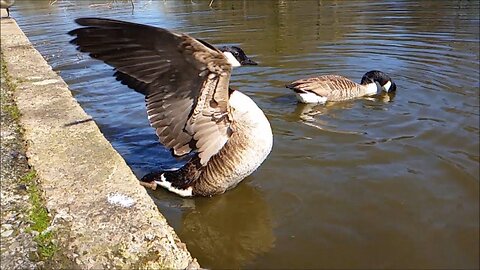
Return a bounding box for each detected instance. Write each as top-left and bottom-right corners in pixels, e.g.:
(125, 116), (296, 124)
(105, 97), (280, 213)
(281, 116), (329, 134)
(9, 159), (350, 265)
(70, 18), (234, 165)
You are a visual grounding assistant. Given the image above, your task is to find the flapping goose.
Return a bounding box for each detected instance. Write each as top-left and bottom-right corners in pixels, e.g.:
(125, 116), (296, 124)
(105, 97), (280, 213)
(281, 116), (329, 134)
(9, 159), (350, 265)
(0, 0), (15, 17)
(69, 18), (273, 197)
(286, 70), (396, 104)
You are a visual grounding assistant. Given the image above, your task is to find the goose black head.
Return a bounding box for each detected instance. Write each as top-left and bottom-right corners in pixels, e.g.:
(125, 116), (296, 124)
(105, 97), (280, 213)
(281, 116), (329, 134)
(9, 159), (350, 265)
(219, 46), (258, 67)
(360, 70), (396, 92)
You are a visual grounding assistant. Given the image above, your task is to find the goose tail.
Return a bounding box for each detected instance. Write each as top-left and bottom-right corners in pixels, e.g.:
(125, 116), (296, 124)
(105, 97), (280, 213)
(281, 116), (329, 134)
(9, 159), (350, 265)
(286, 81), (307, 93)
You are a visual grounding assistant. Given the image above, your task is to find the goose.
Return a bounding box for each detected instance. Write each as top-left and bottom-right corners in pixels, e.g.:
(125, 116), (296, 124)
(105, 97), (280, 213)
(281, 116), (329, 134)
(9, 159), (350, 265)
(286, 70), (396, 104)
(69, 18), (273, 197)
(0, 0), (15, 17)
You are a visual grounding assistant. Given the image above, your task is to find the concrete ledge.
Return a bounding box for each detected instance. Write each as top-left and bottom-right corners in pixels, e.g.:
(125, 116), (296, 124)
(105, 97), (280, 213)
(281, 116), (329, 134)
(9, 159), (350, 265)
(1, 17), (199, 269)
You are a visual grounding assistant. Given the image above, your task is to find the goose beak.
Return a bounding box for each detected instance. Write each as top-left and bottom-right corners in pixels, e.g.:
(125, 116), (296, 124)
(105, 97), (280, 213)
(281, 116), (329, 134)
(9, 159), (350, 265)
(241, 58), (258, 66)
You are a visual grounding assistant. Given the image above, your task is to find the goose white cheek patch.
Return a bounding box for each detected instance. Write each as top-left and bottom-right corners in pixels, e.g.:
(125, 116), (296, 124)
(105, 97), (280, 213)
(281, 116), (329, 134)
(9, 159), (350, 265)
(365, 82), (381, 96)
(383, 81), (392, 92)
(223, 51), (241, 67)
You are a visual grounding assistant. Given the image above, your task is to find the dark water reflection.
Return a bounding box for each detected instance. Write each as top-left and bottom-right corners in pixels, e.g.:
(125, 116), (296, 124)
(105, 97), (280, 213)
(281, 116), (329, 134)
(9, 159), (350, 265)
(11, 0), (479, 268)
(169, 184), (274, 269)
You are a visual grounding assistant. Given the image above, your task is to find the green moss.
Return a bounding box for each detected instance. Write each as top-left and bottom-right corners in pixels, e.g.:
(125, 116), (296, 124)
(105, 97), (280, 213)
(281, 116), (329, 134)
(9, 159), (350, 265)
(2, 104), (21, 120)
(21, 169), (58, 260)
(21, 171), (48, 231)
(1, 53), (21, 121)
(36, 231), (57, 259)
(1, 53), (17, 89)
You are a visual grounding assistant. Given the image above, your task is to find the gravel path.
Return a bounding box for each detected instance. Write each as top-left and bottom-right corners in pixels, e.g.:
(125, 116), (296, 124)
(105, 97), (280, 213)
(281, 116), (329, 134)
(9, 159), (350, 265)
(1, 56), (42, 269)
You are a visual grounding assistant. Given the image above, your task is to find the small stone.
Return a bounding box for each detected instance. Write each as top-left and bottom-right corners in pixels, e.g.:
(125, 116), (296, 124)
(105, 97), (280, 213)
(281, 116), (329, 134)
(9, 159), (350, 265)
(2, 223), (13, 230)
(10, 241), (20, 250)
(1, 230), (14, 237)
(145, 233), (155, 241)
(16, 184), (27, 191)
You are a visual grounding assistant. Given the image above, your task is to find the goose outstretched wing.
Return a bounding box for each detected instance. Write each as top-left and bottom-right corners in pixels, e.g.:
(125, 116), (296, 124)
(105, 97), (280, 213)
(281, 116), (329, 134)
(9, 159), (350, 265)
(69, 18), (232, 165)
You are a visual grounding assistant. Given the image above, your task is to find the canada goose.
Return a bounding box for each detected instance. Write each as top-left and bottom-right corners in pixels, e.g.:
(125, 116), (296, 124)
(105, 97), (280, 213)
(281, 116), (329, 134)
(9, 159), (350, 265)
(69, 18), (273, 197)
(0, 0), (15, 17)
(286, 70), (396, 104)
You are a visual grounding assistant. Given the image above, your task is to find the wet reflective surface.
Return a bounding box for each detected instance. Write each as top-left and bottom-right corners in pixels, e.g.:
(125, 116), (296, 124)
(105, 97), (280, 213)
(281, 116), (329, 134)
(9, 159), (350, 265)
(11, 0), (479, 268)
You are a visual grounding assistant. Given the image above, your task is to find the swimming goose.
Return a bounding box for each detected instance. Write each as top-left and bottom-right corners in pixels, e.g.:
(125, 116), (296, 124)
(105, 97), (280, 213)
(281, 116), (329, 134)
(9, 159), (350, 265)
(69, 18), (273, 197)
(0, 0), (15, 17)
(286, 70), (396, 104)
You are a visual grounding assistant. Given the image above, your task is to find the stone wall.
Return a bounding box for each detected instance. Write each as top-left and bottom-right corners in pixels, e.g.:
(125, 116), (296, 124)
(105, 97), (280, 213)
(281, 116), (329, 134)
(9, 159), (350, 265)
(1, 14), (199, 270)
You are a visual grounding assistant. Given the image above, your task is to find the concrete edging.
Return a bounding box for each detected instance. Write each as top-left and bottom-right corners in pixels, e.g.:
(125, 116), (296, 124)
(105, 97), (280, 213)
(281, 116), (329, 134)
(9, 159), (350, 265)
(1, 16), (199, 269)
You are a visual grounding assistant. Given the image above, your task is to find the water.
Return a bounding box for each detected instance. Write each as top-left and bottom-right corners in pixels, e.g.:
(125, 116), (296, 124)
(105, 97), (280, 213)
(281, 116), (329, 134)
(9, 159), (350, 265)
(11, 0), (479, 268)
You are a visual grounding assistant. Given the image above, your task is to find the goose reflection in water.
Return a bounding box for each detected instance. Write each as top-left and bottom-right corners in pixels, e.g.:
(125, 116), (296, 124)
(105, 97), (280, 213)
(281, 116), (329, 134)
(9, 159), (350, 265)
(292, 102), (361, 135)
(150, 183), (274, 269)
(292, 91), (396, 135)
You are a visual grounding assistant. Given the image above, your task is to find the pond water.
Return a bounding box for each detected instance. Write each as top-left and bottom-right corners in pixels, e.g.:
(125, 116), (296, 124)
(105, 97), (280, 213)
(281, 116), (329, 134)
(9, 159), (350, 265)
(11, 0), (479, 268)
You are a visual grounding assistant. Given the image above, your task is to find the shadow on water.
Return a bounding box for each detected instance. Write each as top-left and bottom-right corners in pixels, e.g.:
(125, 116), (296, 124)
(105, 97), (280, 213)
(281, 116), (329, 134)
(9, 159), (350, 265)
(11, 0), (480, 269)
